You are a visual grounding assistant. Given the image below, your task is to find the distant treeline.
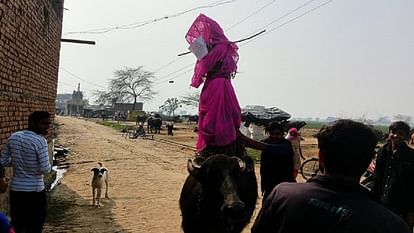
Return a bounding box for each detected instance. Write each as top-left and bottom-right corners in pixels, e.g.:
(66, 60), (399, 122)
(304, 121), (388, 132)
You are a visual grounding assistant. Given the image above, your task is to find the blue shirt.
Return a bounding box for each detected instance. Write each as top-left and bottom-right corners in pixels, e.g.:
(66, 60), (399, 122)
(1, 130), (51, 192)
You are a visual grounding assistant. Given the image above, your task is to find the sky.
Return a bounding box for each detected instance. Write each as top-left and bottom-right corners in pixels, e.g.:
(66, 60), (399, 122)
(58, 0), (414, 120)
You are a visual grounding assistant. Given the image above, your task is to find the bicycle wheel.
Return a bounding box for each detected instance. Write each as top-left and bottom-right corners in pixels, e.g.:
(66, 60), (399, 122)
(299, 145), (305, 160)
(361, 174), (374, 190)
(300, 157), (321, 180)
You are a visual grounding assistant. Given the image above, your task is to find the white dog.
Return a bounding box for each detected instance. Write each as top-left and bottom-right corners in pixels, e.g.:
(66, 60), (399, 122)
(91, 163), (108, 207)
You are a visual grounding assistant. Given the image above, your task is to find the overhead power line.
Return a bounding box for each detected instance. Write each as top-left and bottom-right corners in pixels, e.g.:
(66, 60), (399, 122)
(57, 81), (97, 93)
(152, 0), (335, 88)
(153, 0), (276, 75)
(240, 0), (334, 47)
(154, 68), (194, 86)
(226, 0), (277, 32)
(177, 0), (314, 57)
(167, 0), (316, 76)
(59, 67), (108, 89)
(64, 0), (238, 35)
(58, 81), (77, 88)
(154, 57), (185, 73)
(177, 30), (266, 56)
(154, 63), (195, 82)
(259, 0), (316, 31)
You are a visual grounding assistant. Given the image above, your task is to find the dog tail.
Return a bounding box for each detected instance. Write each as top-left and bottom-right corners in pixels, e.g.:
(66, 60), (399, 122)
(98, 162), (103, 167)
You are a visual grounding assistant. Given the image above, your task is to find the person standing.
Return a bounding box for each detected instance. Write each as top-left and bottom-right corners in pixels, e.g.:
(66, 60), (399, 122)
(167, 123), (174, 136)
(285, 127), (302, 179)
(260, 122), (294, 199)
(372, 121), (414, 229)
(101, 111), (106, 121)
(251, 120), (410, 233)
(1, 111), (52, 233)
(185, 14), (243, 157)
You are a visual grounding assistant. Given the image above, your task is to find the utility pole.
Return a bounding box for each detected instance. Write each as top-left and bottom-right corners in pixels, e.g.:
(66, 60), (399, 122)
(76, 83), (80, 116)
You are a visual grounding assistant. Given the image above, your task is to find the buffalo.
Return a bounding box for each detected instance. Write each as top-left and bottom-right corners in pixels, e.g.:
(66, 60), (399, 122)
(180, 155), (258, 233)
(136, 114), (147, 125)
(187, 115), (199, 125)
(283, 120), (306, 132)
(147, 116), (162, 134)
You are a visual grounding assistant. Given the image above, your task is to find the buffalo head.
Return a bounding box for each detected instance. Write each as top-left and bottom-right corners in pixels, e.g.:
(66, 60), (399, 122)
(187, 155), (251, 223)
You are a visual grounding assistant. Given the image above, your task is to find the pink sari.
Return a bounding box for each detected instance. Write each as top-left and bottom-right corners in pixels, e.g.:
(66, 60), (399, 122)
(186, 14), (241, 152)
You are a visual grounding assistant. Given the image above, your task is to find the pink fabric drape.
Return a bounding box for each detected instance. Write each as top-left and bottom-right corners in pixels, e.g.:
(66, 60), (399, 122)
(186, 14), (241, 152)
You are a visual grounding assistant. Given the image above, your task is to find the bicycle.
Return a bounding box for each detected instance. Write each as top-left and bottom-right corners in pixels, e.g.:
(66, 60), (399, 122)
(300, 157), (323, 180)
(360, 145), (380, 190)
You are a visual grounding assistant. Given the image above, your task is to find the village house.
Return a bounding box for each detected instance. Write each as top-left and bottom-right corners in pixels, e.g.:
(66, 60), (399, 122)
(0, 0), (64, 212)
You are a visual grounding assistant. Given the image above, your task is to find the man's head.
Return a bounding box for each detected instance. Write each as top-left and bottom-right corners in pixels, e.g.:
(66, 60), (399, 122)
(265, 122), (284, 143)
(317, 120), (377, 179)
(388, 121), (411, 148)
(28, 111), (51, 135)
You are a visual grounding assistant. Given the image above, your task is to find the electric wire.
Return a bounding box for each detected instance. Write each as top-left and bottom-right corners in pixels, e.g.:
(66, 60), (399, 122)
(153, 0), (335, 87)
(153, 0), (276, 75)
(60, 67), (108, 89)
(64, 0), (238, 35)
(240, 0), (334, 47)
(225, 0), (277, 32)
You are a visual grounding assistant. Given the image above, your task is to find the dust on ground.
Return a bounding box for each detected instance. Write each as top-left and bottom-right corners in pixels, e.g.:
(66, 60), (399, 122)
(44, 116), (318, 233)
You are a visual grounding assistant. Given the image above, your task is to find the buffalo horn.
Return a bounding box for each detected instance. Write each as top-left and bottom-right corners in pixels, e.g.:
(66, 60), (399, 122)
(187, 159), (202, 176)
(232, 157), (246, 170)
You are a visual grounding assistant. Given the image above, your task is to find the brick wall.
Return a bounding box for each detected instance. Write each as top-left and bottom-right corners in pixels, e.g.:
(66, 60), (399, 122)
(0, 0), (64, 212)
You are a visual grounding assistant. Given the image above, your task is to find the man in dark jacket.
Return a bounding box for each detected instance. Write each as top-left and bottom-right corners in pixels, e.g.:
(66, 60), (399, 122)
(372, 121), (414, 228)
(251, 120), (410, 233)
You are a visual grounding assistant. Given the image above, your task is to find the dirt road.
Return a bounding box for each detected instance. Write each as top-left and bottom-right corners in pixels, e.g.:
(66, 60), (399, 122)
(44, 117), (265, 233)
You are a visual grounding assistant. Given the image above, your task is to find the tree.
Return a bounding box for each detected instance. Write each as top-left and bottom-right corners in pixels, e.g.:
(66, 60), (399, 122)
(94, 90), (121, 106)
(180, 92), (200, 109)
(109, 66), (156, 110)
(159, 98), (181, 117)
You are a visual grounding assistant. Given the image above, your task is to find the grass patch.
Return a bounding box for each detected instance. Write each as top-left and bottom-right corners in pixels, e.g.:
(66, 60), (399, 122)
(46, 197), (75, 224)
(304, 121), (389, 131)
(304, 121), (325, 129)
(96, 121), (127, 131)
(372, 125), (388, 133)
(247, 148), (261, 162)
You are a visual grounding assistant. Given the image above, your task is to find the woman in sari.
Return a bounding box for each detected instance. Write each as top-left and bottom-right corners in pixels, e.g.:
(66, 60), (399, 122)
(186, 14), (243, 157)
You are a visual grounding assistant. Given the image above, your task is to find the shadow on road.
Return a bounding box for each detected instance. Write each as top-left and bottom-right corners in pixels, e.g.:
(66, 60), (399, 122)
(44, 183), (126, 233)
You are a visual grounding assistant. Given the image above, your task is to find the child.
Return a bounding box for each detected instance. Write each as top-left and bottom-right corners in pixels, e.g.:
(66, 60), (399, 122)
(285, 128), (302, 179)
(260, 122), (295, 199)
(0, 213), (14, 233)
(167, 123), (174, 136)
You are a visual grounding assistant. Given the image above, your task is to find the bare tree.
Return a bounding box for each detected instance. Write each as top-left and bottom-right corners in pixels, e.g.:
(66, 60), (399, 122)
(94, 90), (121, 106)
(110, 66), (156, 110)
(159, 98), (181, 117)
(180, 92), (200, 109)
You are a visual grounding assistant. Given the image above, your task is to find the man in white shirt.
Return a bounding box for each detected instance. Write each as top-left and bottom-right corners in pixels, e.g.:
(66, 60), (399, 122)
(1, 111), (52, 233)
